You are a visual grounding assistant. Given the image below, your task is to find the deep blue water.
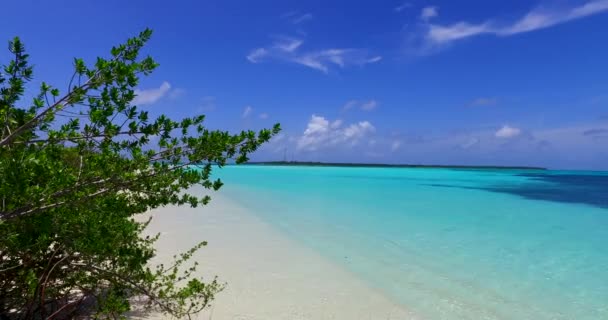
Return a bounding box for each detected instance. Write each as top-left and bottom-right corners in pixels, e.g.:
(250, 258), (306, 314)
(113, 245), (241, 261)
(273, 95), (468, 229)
(213, 166), (608, 320)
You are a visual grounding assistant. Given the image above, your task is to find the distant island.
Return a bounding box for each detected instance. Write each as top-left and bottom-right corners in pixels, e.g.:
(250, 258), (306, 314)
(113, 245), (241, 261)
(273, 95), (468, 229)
(246, 161), (547, 170)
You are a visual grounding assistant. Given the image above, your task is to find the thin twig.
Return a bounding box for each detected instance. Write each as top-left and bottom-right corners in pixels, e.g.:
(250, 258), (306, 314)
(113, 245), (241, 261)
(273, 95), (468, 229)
(46, 295), (86, 320)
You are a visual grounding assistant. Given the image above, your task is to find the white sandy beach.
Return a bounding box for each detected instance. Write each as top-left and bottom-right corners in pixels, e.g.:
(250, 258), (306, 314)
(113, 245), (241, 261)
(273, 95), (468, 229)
(133, 189), (415, 320)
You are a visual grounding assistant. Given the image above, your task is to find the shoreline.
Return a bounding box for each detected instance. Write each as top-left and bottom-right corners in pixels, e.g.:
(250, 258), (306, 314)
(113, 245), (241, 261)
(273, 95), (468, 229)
(244, 161), (547, 171)
(133, 189), (415, 320)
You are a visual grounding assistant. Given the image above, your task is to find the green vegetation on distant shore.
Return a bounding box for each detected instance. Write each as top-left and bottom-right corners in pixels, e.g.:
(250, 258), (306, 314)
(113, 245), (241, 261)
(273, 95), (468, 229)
(0, 29), (279, 319)
(248, 161), (547, 170)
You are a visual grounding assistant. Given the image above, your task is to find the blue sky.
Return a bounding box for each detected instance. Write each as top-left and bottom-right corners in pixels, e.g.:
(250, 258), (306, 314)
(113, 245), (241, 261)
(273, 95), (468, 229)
(2, 0), (608, 169)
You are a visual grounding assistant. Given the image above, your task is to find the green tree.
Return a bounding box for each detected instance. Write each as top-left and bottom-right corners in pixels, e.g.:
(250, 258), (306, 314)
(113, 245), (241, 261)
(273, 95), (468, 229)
(0, 29), (280, 319)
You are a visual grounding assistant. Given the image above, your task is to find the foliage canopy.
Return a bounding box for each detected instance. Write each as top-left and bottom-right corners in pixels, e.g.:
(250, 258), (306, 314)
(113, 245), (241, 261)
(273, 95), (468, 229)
(0, 29), (280, 319)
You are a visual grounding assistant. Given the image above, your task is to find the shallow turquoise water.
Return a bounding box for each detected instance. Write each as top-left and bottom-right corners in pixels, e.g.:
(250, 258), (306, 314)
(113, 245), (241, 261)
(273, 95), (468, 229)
(213, 165), (608, 320)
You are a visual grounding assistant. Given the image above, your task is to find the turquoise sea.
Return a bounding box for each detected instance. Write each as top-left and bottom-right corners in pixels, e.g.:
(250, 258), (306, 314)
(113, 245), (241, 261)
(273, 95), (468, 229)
(215, 165), (608, 320)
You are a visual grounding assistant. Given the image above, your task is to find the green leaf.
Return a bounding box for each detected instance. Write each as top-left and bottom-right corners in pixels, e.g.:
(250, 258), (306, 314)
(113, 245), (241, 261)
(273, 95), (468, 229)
(0, 28), (279, 320)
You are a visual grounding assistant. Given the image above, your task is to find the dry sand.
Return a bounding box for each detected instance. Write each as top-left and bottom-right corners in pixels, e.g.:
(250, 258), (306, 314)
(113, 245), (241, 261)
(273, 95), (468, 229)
(131, 191), (415, 320)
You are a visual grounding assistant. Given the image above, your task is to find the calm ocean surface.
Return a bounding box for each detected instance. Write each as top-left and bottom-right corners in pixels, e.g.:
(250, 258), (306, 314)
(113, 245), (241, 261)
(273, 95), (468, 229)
(214, 165), (608, 320)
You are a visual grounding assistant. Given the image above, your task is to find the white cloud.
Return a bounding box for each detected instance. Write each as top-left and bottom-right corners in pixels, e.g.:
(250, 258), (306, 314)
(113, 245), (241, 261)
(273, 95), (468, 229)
(343, 121), (375, 139)
(421, 6), (438, 21)
(262, 120), (608, 169)
(427, 22), (492, 44)
(425, 0), (608, 46)
(282, 11), (313, 24)
(274, 38), (303, 52)
(303, 115), (329, 136)
(342, 99), (379, 111)
(168, 88), (186, 99)
(367, 56), (383, 63)
(133, 81), (171, 105)
(259, 113), (269, 119)
(286, 121), (608, 169)
(242, 105), (253, 118)
(495, 125), (522, 138)
(360, 100), (379, 111)
(246, 48), (268, 63)
(293, 13), (313, 24)
(500, 0), (608, 35)
(535, 123), (608, 148)
(271, 133), (285, 143)
(391, 140), (402, 151)
(343, 100), (358, 111)
(461, 137), (480, 149)
(294, 48), (381, 73)
(247, 38), (381, 73)
(297, 115), (376, 151)
(395, 1), (411, 12)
